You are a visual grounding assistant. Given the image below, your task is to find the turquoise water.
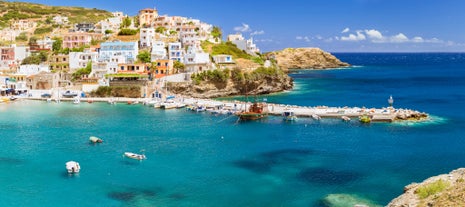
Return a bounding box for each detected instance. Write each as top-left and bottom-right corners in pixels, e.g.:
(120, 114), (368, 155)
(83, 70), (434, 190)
(1, 53), (465, 206)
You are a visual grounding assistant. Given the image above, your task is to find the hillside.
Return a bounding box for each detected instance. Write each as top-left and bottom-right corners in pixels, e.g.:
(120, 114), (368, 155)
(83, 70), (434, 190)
(0, 1), (112, 29)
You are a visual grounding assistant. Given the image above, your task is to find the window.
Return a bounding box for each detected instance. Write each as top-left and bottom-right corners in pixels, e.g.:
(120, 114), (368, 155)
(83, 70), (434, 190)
(121, 66), (124, 70)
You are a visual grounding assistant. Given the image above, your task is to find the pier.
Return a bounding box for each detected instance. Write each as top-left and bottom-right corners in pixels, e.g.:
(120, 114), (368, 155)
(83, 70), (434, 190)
(12, 96), (429, 123)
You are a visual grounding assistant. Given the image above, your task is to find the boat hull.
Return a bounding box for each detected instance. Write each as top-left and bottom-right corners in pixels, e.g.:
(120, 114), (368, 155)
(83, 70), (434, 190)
(124, 152), (146, 160)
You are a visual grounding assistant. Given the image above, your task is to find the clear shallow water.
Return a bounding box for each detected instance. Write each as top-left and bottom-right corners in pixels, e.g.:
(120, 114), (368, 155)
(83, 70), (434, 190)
(1, 53), (465, 206)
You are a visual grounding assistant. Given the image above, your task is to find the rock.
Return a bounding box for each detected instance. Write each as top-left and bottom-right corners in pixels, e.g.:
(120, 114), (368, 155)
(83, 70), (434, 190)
(321, 194), (382, 207)
(387, 168), (465, 207)
(269, 48), (350, 71)
(168, 72), (293, 98)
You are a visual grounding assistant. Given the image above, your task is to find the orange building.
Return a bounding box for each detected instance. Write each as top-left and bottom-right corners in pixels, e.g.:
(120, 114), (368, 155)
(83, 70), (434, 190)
(153, 59), (173, 78)
(139, 8), (158, 27)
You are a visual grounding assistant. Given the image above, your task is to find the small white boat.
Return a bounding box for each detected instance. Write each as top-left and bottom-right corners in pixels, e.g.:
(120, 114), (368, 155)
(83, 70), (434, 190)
(73, 97), (80, 104)
(124, 152), (146, 160)
(341, 116), (351, 122)
(89, 136), (103, 143)
(65, 161), (80, 174)
(311, 114), (321, 120)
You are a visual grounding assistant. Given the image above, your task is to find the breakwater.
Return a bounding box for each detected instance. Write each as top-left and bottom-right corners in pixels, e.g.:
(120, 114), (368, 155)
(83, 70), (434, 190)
(18, 96), (429, 123)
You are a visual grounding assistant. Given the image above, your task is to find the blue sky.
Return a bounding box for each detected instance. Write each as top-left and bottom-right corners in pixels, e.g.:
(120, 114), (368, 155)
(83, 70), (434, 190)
(15, 0), (465, 52)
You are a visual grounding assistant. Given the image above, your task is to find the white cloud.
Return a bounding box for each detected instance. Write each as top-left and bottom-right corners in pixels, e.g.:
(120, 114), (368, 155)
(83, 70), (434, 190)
(412, 36), (424, 43)
(341, 31), (366, 41)
(342, 28), (350, 33)
(365, 29), (384, 41)
(234, 23), (251, 32)
(255, 38), (273, 43)
(296, 36), (311, 42)
(390, 33), (409, 43)
(251, 30), (265, 36)
(337, 29), (445, 44)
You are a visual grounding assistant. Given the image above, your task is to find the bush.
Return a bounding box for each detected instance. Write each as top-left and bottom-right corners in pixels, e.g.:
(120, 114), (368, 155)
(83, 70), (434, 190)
(15, 32), (28, 41)
(415, 179), (449, 199)
(118, 28), (138, 36)
(34, 27), (53, 35)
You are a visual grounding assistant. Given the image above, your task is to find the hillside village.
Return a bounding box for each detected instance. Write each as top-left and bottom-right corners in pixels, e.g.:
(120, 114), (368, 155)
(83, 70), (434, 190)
(0, 2), (265, 98)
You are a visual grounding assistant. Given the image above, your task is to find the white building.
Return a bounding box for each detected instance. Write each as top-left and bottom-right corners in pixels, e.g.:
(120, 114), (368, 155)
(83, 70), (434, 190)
(168, 42), (183, 62)
(99, 41), (138, 63)
(140, 28), (155, 48)
(151, 41), (167, 61)
(14, 45), (31, 62)
(227, 33), (260, 55)
(184, 45), (211, 73)
(18, 64), (50, 75)
(53, 16), (69, 25)
(213, 55), (234, 64)
(69, 51), (99, 70)
(36, 37), (55, 50)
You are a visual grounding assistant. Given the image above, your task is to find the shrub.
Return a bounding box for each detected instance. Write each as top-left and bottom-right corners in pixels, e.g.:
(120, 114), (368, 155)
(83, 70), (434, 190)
(34, 27), (53, 35)
(118, 28), (138, 36)
(415, 179), (449, 199)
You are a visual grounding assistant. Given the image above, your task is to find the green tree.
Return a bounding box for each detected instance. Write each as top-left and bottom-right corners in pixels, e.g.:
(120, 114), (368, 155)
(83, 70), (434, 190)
(122, 16), (131, 28)
(104, 29), (113, 34)
(211, 26), (222, 39)
(15, 32), (28, 42)
(52, 37), (62, 53)
(173, 61), (185, 73)
(72, 61), (92, 81)
(155, 26), (166, 34)
(28, 36), (38, 45)
(137, 50), (151, 63)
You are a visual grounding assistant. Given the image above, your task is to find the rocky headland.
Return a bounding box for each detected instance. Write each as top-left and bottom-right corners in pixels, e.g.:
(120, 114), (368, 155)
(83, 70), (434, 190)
(270, 47), (351, 71)
(168, 47), (348, 98)
(168, 70), (293, 99)
(387, 168), (465, 207)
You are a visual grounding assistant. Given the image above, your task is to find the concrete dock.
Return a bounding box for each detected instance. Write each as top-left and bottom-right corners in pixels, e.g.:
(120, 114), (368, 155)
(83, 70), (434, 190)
(12, 96), (429, 123)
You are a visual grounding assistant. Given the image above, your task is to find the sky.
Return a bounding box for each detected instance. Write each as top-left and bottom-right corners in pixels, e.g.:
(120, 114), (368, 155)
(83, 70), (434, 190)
(13, 0), (465, 52)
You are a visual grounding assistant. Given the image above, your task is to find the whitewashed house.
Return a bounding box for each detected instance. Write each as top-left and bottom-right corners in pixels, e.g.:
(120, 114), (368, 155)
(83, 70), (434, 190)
(19, 64), (50, 75)
(140, 28), (155, 48)
(99, 41), (138, 63)
(168, 42), (183, 62)
(184, 45), (211, 73)
(150, 41), (167, 61)
(69, 51), (99, 71)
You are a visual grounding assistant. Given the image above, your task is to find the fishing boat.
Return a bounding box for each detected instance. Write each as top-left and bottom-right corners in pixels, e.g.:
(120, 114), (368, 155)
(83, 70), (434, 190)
(237, 102), (267, 121)
(65, 161), (80, 174)
(283, 110), (297, 121)
(89, 136), (103, 143)
(359, 115), (371, 123)
(123, 152), (147, 160)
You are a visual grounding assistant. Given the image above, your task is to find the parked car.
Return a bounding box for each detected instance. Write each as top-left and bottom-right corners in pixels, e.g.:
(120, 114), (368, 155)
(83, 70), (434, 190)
(41, 93), (51, 98)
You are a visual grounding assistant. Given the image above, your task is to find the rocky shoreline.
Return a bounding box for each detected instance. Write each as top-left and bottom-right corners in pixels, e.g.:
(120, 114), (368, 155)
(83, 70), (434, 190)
(387, 168), (465, 207)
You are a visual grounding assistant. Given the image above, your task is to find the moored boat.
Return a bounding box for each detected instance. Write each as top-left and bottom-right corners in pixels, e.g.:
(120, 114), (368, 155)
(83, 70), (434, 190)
(89, 136), (103, 143)
(237, 102), (268, 121)
(65, 161), (80, 174)
(123, 152), (146, 160)
(359, 115), (371, 123)
(311, 114), (321, 120)
(341, 116), (351, 122)
(283, 110), (297, 121)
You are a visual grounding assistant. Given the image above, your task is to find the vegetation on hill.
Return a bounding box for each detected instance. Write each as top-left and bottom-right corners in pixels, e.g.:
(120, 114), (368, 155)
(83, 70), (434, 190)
(0, 1), (112, 29)
(201, 41), (265, 65)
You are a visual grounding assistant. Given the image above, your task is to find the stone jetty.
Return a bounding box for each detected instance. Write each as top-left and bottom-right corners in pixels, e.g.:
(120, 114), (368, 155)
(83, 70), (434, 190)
(17, 96), (428, 123)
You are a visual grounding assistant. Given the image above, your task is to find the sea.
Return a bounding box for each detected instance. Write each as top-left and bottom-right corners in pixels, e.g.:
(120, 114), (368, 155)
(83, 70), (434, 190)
(1, 53), (465, 207)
